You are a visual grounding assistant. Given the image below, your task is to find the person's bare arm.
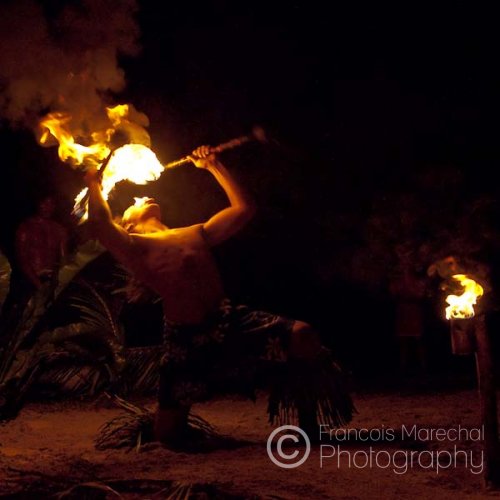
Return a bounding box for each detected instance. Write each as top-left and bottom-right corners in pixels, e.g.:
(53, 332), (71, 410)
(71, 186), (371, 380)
(85, 168), (134, 260)
(191, 146), (256, 247)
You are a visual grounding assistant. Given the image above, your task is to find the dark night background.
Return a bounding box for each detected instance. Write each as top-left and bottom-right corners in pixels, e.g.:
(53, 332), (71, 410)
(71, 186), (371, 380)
(1, 1), (499, 384)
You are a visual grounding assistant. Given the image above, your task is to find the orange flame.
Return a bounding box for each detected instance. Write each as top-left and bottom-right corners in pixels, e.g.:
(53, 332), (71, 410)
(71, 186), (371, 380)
(38, 104), (164, 219)
(445, 274), (484, 319)
(39, 112), (110, 166)
(75, 144), (164, 220)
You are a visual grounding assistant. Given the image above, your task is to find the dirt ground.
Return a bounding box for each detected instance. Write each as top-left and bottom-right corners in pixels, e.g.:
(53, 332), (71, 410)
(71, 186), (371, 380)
(1, 383), (500, 499)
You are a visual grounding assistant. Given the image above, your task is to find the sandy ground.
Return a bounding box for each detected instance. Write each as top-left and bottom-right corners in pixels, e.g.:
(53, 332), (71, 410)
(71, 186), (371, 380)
(1, 384), (500, 499)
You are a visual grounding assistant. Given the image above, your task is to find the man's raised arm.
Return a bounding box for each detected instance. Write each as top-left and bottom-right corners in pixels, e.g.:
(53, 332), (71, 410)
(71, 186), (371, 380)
(85, 168), (133, 258)
(191, 146), (256, 247)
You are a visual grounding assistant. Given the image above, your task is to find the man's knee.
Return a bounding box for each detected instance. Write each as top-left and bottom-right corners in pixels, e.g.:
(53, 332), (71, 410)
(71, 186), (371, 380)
(289, 320), (322, 359)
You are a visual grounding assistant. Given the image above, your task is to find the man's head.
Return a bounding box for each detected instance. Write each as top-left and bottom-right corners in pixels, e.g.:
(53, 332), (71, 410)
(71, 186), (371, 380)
(427, 255), (462, 279)
(37, 196), (56, 219)
(121, 197), (162, 233)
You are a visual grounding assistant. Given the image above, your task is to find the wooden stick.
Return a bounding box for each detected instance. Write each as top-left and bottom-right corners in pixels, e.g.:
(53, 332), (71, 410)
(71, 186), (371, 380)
(474, 315), (500, 488)
(164, 126), (266, 169)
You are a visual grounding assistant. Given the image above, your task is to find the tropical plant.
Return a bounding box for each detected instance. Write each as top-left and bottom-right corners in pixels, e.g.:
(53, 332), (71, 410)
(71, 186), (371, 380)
(0, 240), (135, 419)
(94, 393), (222, 452)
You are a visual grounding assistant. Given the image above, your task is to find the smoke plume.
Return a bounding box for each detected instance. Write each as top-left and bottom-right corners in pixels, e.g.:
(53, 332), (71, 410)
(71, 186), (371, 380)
(0, 0), (142, 139)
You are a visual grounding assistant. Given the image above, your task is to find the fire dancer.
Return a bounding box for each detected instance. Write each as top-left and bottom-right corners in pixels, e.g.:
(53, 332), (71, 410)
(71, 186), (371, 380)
(85, 146), (354, 448)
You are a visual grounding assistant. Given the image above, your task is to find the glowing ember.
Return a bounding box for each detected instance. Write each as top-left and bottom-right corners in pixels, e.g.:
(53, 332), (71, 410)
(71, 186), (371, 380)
(445, 274), (484, 320)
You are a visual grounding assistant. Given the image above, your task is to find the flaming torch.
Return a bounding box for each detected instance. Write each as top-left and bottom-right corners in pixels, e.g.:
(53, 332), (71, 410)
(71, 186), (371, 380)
(72, 143), (164, 220)
(441, 270), (500, 487)
(70, 125), (267, 220)
(445, 274), (484, 321)
(39, 102), (267, 221)
(38, 104), (165, 221)
(445, 274), (484, 355)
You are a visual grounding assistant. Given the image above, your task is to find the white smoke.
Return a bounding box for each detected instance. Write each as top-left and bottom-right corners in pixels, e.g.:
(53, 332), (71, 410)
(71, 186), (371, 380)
(0, 0), (141, 137)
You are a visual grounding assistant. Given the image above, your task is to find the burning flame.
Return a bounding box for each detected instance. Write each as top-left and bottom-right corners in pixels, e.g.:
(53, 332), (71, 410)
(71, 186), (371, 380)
(39, 104), (164, 219)
(445, 274), (484, 320)
(39, 112), (110, 166)
(75, 144), (164, 220)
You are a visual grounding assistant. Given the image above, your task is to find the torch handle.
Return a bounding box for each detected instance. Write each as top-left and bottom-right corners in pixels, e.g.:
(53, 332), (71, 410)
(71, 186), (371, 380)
(164, 126), (266, 169)
(97, 149), (115, 174)
(71, 150), (115, 218)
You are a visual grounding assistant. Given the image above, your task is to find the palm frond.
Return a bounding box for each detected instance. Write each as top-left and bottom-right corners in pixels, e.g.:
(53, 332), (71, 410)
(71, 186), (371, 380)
(1, 241), (107, 383)
(64, 280), (126, 376)
(54, 240), (105, 300)
(70, 279), (124, 343)
(0, 282), (54, 381)
(94, 394), (220, 451)
(163, 482), (192, 500)
(112, 264), (161, 304)
(267, 348), (356, 429)
(120, 346), (163, 394)
(54, 481), (122, 499)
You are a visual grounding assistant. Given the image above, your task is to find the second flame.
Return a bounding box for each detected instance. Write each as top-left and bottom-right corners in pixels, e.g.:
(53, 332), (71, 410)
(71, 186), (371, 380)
(445, 274), (484, 320)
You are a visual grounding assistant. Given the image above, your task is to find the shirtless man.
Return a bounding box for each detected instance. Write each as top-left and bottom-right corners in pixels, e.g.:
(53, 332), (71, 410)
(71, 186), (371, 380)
(86, 146), (353, 445)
